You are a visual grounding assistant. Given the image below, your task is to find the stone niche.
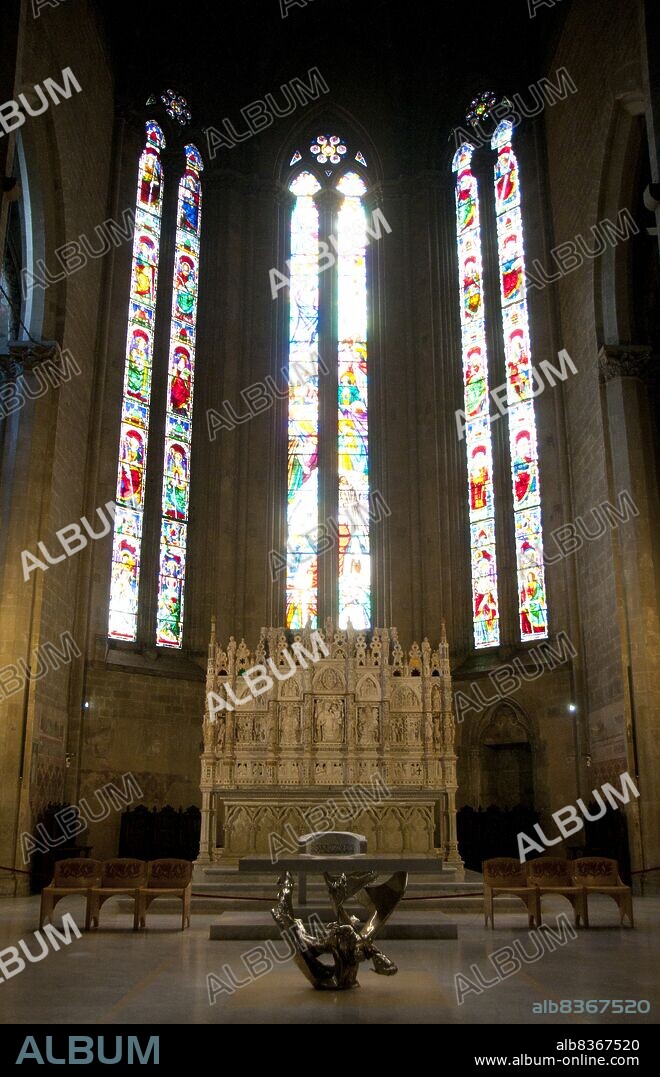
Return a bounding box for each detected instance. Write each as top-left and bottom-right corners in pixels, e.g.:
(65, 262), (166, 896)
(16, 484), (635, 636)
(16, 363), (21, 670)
(197, 620), (462, 868)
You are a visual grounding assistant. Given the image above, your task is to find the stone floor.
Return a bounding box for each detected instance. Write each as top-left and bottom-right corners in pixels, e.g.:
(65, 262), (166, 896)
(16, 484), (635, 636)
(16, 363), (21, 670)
(0, 894), (657, 1025)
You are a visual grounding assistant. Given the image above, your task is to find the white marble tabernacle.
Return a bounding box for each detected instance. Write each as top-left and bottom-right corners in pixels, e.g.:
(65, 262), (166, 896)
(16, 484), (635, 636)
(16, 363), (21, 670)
(197, 620), (462, 869)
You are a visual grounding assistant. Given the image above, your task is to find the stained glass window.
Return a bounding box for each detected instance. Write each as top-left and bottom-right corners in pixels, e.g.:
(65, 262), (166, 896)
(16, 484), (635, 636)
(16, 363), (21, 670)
(452, 142), (500, 648)
(108, 120), (164, 642)
(286, 171), (321, 630)
(310, 135), (347, 167)
(156, 143), (203, 647)
(285, 143), (371, 631)
(336, 171), (370, 629)
(491, 120), (548, 641)
(466, 91), (498, 129)
(160, 90), (192, 126)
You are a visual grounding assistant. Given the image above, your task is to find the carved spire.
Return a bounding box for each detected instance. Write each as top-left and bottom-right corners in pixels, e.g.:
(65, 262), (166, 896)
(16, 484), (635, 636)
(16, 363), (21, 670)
(207, 616), (217, 677)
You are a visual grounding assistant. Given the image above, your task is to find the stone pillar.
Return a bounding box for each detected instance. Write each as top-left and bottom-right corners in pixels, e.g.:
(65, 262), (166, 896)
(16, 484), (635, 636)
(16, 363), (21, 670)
(362, 183), (395, 629)
(267, 186), (295, 629)
(599, 346), (660, 886)
(641, 0), (660, 262)
(444, 779), (464, 871)
(198, 789), (212, 863)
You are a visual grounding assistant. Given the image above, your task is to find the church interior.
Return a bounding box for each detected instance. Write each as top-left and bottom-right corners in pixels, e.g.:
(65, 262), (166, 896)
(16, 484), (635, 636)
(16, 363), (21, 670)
(0, 0), (659, 1037)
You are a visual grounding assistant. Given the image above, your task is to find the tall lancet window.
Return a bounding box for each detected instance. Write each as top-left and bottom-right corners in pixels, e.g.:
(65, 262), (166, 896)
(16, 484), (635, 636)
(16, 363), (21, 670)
(452, 95), (548, 648)
(491, 120), (547, 640)
(285, 136), (371, 631)
(452, 142), (500, 648)
(109, 95), (202, 648)
(109, 120), (165, 642)
(336, 171), (370, 629)
(157, 143), (203, 647)
(286, 170), (322, 630)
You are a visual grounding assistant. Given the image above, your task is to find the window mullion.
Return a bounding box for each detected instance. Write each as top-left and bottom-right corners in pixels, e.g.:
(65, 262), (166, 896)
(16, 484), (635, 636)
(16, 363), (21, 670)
(316, 186), (340, 629)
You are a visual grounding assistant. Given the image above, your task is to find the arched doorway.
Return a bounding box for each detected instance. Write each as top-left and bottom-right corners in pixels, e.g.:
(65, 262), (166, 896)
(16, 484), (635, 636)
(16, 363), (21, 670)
(458, 701), (539, 870)
(480, 703), (534, 809)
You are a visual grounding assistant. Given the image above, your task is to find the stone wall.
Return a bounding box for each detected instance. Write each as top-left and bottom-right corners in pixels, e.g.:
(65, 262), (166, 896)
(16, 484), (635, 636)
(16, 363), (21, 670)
(1, 0), (657, 887)
(543, 0), (659, 873)
(0, 0), (115, 892)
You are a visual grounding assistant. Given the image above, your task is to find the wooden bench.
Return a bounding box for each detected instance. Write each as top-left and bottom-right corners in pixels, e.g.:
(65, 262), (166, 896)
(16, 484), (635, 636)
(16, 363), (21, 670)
(87, 858), (147, 931)
(571, 857), (633, 928)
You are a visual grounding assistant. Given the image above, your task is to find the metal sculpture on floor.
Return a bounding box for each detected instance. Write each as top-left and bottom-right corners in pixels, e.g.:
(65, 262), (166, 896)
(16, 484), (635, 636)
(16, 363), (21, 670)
(271, 869), (407, 990)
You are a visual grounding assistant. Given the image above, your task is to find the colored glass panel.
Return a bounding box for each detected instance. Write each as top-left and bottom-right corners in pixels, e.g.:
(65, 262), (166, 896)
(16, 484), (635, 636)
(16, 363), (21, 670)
(492, 120), (548, 641)
(109, 121), (165, 642)
(160, 90), (192, 126)
(452, 142), (500, 647)
(337, 171), (370, 630)
(156, 143), (203, 647)
(286, 171), (321, 630)
(310, 134), (347, 167)
(466, 90), (498, 128)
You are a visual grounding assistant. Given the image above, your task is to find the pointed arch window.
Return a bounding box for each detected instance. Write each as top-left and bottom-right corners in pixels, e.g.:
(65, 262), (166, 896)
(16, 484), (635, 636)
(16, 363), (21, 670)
(156, 144), (203, 647)
(336, 170), (370, 629)
(491, 119), (547, 640)
(109, 105), (203, 649)
(286, 170), (321, 629)
(109, 120), (164, 642)
(452, 96), (548, 647)
(285, 136), (371, 630)
(452, 142), (500, 648)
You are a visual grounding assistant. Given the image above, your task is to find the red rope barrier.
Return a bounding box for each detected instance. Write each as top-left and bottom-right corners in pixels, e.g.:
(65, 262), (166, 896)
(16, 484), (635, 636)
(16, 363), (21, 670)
(190, 891), (482, 902)
(192, 893), (276, 901)
(402, 892), (481, 900)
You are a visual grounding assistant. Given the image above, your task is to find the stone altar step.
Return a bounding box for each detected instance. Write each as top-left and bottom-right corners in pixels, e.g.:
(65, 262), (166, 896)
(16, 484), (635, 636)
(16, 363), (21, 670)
(192, 864), (483, 909)
(209, 909), (458, 940)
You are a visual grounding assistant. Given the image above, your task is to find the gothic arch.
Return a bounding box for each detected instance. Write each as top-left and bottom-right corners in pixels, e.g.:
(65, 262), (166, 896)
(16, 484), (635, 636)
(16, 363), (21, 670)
(471, 698), (538, 753)
(15, 109), (68, 341)
(462, 699), (539, 810)
(275, 102), (383, 187)
(274, 109), (383, 632)
(595, 91), (649, 347)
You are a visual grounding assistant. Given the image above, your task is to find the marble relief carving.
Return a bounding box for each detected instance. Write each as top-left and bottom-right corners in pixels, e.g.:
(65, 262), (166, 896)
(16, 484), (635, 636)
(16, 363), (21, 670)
(198, 621), (462, 869)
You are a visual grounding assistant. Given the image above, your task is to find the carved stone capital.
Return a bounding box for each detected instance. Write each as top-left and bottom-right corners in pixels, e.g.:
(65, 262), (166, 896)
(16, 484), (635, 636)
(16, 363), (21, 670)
(264, 181), (295, 210)
(0, 340), (62, 382)
(598, 345), (654, 384)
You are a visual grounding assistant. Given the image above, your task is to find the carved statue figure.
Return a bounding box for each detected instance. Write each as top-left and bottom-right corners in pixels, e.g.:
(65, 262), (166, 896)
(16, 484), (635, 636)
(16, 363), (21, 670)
(216, 716), (226, 751)
(315, 699), (343, 743)
(392, 715), (405, 743)
(281, 705), (299, 745)
(358, 706), (379, 743)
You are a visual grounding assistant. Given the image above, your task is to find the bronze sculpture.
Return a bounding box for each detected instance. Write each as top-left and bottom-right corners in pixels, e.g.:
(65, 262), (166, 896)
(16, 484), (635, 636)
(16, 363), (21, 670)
(271, 869), (407, 989)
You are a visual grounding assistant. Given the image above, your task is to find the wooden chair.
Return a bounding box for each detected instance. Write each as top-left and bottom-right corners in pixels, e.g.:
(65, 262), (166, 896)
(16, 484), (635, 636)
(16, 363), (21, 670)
(570, 857), (634, 928)
(482, 857), (539, 928)
(39, 858), (103, 929)
(87, 858), (147, 931)
(526, 857), (587, 927)
(137, 859), (193, 930)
